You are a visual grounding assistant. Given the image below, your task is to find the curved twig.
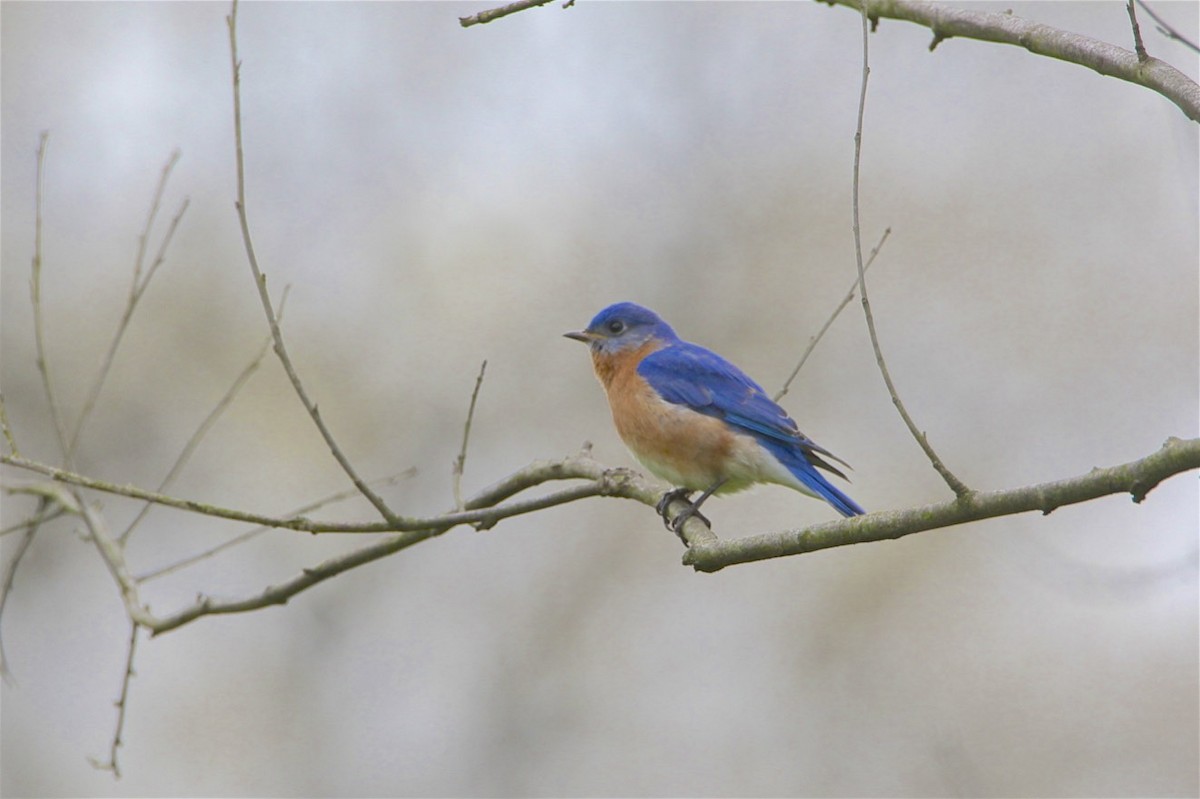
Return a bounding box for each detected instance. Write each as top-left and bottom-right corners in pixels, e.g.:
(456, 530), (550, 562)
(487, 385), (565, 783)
(848, 0), (970, 496)
(226, 0), (400, 524)
(1135, 0), (1200, 54)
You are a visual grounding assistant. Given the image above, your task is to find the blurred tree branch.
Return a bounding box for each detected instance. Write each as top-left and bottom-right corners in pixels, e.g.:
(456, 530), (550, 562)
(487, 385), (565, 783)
(0, 449), (650, 534)
(458, 0), (1200, 121)
(1135, 0), (1200, 54)
(68, 151), (188, 462)
(2, 0), (1194, 641)
(820, 0), (1200, 122)
(774, 228), (891, 404)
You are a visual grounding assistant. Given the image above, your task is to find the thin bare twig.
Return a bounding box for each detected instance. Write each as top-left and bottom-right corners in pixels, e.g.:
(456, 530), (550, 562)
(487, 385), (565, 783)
(452, 360), (488, 510)
(1135, 0), (1199, 54)
(17, 134), (76, 677)
(135, 468), (416, 582)
(848, 1), (970, 498)
(225, 0), (399, 525)
(87, 621), (139, 779)
(69, 151), (189, 460)
(0, 504), (48, 681)
(0, 394), (18, 457)
(774, 227), (891, 402)
(0, 451), (632, 535)
(146, 453), (657, 635)
(117, 331), (270, 544)
(1126, 0), (1149, 62)
(130, 152), (180, 291)
(459, 0), (555, 28)
(79, 500), (155, 628)
(118, 287), (289, 545)
(30, 132), (71, 464)
(0, 503), (68, 537)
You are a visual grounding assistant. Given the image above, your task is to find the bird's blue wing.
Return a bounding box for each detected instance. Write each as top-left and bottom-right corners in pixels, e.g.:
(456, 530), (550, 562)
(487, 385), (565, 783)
(637, 342), (826, 456)
(638, 342), (864, 516)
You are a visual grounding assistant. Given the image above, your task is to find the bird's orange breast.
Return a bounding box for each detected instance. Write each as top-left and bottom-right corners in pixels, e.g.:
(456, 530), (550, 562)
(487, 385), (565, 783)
(590, 343), (740, 490)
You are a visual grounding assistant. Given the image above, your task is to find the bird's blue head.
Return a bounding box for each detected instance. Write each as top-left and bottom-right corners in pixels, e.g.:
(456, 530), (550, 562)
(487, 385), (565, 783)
(564, 302), (679, 355)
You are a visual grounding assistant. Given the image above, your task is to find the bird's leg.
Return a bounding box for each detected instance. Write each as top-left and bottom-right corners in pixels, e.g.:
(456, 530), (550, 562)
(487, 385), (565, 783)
(656, 488), (693, 530)
(665, 480), (726, 537)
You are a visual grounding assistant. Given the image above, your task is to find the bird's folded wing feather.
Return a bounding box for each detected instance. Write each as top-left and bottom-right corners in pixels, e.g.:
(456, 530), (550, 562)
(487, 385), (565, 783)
(636, 343), (850, 476)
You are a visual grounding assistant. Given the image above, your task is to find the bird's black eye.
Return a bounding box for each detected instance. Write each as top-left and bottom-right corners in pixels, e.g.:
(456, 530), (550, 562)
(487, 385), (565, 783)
(606, 319), (626, 335)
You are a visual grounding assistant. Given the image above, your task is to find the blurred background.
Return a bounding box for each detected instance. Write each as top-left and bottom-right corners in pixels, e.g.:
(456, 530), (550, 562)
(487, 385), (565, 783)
(2, 2), (1197, 796)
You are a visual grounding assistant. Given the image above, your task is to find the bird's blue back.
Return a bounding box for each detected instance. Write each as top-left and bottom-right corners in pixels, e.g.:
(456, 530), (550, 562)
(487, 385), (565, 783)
(637, 339), (865, 517)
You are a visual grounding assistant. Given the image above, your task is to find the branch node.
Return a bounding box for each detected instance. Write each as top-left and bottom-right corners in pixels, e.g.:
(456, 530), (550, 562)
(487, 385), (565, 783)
(599, 466), (637, 495)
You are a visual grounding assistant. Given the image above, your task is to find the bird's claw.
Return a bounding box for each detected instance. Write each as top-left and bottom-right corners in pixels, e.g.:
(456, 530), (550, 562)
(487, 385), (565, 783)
(656, 488), (692, 530)
(669, 504), (711, 539)
(656, 488), (711, 539)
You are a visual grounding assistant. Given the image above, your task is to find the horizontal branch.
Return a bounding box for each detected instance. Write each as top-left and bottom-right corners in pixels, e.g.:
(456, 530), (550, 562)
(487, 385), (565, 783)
(6, 436), (1194, 628)
(0, 451), (652, 534)
(821, 0), (1200, 122)
(145, 453), (672, 635)
(684, 436), (1200, 572)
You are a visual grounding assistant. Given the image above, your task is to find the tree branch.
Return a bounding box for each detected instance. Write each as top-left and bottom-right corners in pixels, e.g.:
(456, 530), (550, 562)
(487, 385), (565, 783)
(135, 469), (415, 583)
(68, 152), (188, 461)
(30, 132), (71, 465)
(87, 620), (139, 779)
(1135, 0), (1200, 54)
(1125, 0), (1149, 63)
(144, 452), (661, 635)
(774, 227), (891, 403)
(820, 0), (1200, 123)
(452, 360), (488, 510)
(684, 437), (1200, 572)
(0, 511), (44, 680)
(459, 0), (556, 29)
(0, 451), (648, 535)
(0, 393), (20, 457)
(118, 322), (278, 545)
(848, 0), (970, 497)
(225, 0), (400, 525)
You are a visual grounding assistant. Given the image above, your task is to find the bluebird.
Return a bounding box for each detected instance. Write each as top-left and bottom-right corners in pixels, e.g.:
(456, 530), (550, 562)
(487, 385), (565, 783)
(565, 302), (864, 532)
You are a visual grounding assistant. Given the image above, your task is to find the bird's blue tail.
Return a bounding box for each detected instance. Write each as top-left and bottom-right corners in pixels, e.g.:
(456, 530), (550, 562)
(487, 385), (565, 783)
(763, 440), (865, 518)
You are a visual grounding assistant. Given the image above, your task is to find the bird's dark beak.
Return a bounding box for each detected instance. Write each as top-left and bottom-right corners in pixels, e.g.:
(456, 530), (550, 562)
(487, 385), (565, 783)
(564, 330), (599, 343)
